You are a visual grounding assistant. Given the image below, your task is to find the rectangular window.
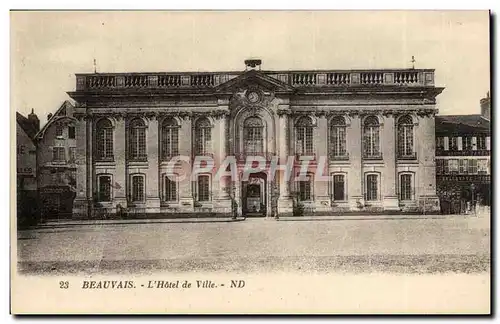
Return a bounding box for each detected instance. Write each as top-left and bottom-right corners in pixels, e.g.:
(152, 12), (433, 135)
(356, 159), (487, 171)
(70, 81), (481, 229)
(68, 126), (76, 139)
(436, 159), (444, 174)
(55, 126), (63, 137)
(463, 137), (472, 151)
(131, 175), (145, 202)
(468, 159), (478, 174)
(442, 160), (450, 174)
(400, 174), (413, 201)
(299, 178), (312, 201)
(436, 137), (444, 150)
(52, 147), (65, 161)
(443, 159), (450, 174)
(450, 137), (458, 151)
(449, 159), (459, 173)
(332, 174), (345, 201)
(472, 137), (477, 150)
(478, 159), (489, 174)
(365, 174), (378, 201)
(477, 136), (486, 150)
(164, 176), (177, 202)
(98, 175), (112, 202)
(459, 159), (468, 173)
(69, 147), (76, 162)
(197, 175), (210, 201)
(486, 137), (490, 151)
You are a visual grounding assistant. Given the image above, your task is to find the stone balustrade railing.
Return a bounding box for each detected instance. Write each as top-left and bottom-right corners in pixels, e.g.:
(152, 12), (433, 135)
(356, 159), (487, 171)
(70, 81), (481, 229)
(76, 69), (435, 91)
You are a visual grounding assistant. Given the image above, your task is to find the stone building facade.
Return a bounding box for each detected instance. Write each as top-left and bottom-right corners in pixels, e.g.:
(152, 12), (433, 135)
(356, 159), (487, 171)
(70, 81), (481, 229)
(435, 93), (491, 214)
(68, 60), (444, 218)
(16, 110), (40, 225)
(35, 101), (78, 219)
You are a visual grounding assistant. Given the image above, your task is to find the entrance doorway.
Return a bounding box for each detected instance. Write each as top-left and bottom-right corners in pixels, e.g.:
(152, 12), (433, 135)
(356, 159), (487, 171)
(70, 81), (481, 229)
(242, 173), (267, 217)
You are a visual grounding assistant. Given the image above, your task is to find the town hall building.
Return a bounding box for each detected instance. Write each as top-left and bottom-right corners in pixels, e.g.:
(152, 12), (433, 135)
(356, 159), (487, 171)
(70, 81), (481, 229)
(68, 59), (444, 218)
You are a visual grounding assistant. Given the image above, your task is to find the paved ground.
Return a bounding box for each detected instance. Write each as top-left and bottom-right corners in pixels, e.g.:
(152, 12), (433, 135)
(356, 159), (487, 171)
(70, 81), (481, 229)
(17, 214), (490, 275)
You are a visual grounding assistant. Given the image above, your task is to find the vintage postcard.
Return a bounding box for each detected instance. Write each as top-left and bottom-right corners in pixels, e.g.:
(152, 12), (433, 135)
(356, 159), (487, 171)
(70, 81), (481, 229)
(11, 10), (491, 314)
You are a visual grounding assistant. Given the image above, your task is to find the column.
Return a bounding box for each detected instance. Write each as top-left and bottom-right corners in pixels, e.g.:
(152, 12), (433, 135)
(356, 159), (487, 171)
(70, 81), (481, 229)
(178, 116), (193, 209)
(314, 115), (330, 212)
(347, 113), (363, 210)
(146, 116), (160, 212)
(277, 110), (293, 215)
(114, 117), (127, 210)
(72, 115), (89, 218)
(382, 113), (399, 210)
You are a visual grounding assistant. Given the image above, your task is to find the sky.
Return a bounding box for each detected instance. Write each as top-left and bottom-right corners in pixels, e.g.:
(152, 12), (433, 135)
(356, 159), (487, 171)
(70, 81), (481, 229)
(10, 11), (490, 124)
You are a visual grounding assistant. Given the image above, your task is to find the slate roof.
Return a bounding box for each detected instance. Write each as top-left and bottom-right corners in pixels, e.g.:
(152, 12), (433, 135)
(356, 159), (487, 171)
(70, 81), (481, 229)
(435, 114), (490, 135)
(16, 112), (38, 140)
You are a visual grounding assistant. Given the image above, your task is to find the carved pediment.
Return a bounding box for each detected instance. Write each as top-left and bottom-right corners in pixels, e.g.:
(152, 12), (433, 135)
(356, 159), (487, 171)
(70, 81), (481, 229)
(215, 69), (295, 94)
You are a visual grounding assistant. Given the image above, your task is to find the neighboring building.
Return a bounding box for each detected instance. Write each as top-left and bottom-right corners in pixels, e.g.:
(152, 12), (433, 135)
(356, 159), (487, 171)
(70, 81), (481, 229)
(67, 59), (444, 218)
(435, 93), (491, 214)
(16, 110), (40, 225)
(34, 101), (78, 219)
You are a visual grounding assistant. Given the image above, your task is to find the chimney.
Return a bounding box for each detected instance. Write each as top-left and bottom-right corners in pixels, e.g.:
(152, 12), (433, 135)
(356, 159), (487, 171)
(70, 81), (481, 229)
(47, 113), (53, 121)
(28, 108), (40, 131)
(480, 91), (490, 120)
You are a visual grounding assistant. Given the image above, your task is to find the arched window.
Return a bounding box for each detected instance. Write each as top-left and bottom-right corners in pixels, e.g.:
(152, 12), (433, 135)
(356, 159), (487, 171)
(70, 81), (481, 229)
(243, 117), (264, 154)
(96, 118), (114, 161)
(161, 118), (179, 160)
(295, 116), (314, 155)
(195, 117), (212, 155)
(330, 116), (347, 158)
(129, 118), (147, 161)
(397, 115), (415, 158)
(363, 116), (380, 158)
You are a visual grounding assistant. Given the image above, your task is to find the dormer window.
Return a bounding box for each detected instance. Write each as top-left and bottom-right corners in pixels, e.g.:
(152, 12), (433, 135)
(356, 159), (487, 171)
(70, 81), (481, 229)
(68, 126), (76, 139)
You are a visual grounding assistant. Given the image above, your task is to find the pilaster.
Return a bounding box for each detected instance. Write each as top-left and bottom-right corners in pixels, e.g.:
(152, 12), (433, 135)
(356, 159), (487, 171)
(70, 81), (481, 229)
(347, 113), (364, 209)
(382, 113), (399, 210)
(277, 109), (293, 214)
(314, 115), (330, 211)
(146, 116), (160, 212)
(178, 116), (194, 209)
(114, 117), (127, 209)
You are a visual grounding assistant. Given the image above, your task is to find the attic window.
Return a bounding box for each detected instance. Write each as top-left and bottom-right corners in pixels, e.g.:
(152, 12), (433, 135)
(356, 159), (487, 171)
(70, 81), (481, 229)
(68, 126), (76, 139)
(56, 126), (63, 137)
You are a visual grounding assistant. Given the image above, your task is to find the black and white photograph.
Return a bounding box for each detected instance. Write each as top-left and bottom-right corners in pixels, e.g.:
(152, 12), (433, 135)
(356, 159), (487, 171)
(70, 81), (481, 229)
(11, 10), (491, 314)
